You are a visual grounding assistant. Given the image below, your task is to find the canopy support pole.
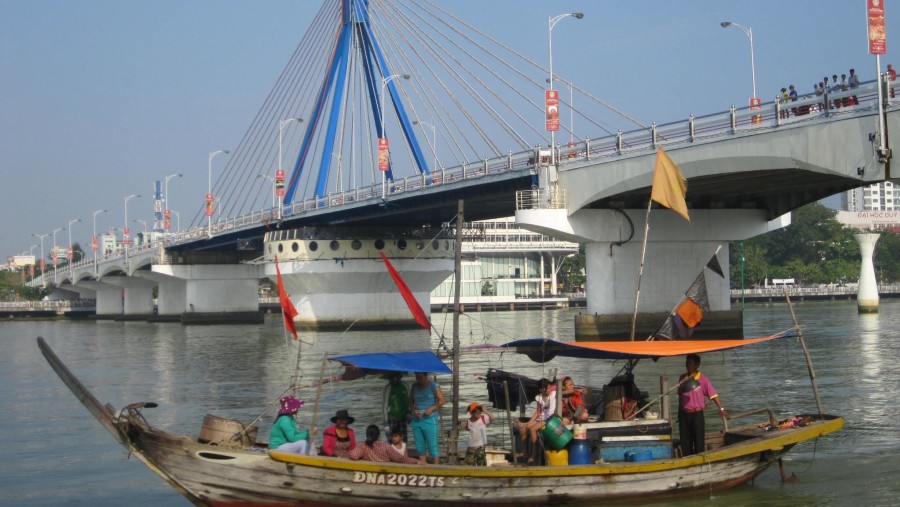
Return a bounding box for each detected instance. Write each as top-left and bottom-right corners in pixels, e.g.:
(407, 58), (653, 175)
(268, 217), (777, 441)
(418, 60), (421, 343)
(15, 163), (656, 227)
(784, 289), (825, 417)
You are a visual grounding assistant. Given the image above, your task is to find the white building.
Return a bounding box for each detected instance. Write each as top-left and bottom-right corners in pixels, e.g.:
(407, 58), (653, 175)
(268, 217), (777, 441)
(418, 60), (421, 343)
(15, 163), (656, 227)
(844, 181), (897, 211)
(430, 218), (580, 310)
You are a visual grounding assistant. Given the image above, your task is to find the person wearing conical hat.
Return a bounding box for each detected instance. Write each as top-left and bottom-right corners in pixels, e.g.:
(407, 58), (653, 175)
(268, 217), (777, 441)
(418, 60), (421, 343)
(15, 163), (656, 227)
(269, 396), (316, 455)
(678, 354), (728, 457)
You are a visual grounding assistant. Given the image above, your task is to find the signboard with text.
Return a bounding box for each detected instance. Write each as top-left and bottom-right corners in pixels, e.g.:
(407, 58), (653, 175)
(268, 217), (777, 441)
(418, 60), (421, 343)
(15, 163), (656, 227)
(545, 90), (560, 132)
(378, 138), (390, 171)
(868, 0), (887, 54)
(275, 169), (285, 197)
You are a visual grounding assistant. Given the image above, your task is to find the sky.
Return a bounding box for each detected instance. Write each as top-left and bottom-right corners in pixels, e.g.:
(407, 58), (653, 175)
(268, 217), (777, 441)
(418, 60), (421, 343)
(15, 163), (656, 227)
(2, 0), (897, 260)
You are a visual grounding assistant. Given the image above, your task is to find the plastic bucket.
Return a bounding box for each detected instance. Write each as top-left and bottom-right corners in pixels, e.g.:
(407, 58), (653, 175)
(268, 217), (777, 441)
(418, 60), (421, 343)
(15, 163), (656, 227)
(572, 425), (587, 439)
(625, 450), (653, 462)
(545, 449), (569, 466)
(541, 415), (573, 450)
(567, 439), (592, 465)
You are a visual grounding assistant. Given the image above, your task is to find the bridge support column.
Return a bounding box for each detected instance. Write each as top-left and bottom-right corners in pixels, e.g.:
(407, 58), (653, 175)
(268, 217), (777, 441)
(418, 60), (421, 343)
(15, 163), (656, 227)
(134, 271), (186, 322)
(152, 264), (263, 324)
(855, 233), (880, 313)
(517, 208), (789, 340)
(78, 280), (124, 319)
(102, 277), (156, 320)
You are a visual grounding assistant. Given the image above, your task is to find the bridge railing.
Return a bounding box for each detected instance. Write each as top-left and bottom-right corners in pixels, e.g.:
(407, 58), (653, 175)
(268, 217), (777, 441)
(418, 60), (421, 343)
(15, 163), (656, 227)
(40, 79), (886, 272)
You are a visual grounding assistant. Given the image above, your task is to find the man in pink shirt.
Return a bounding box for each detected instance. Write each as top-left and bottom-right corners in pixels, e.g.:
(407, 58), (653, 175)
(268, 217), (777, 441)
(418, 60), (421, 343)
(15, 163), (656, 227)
(678, 354), (729, 456)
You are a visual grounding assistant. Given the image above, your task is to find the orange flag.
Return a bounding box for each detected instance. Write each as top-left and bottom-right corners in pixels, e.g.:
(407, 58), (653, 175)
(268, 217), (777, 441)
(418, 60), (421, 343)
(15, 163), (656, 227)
(650, 147), (689, 221)
(380, 252), (430, 330)
(275, 256), (298, 340)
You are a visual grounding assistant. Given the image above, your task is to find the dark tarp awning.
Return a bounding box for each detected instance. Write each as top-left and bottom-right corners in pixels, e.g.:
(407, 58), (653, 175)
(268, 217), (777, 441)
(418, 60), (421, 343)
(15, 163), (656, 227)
(501, 332), (797, 362)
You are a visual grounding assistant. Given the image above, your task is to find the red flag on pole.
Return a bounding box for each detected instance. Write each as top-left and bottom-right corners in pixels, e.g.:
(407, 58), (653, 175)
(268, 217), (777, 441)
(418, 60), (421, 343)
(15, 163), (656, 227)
(380, 252), (430, 330)
(275, 256), (298, 340)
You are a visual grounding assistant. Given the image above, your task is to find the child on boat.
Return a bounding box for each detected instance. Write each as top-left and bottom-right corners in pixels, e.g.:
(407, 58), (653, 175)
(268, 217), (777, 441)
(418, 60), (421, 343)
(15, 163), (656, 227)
(461, 402), (493, 466)
(389, 428), (408, 457)
(349, 425), (425, 464)
(269, 396), (317, 455)
(517, 378), (555, 464)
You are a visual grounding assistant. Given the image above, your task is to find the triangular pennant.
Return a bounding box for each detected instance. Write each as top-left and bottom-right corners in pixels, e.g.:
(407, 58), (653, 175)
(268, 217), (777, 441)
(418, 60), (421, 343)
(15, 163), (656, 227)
(706, 253), (725, 278)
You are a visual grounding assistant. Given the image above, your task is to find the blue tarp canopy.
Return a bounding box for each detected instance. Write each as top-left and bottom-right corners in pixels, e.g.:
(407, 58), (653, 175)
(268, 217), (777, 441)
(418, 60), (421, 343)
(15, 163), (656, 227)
(329, 351), (452, 374)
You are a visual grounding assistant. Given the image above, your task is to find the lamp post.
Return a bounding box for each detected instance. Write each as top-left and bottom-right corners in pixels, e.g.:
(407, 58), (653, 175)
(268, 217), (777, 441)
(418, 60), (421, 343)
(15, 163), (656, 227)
(92, 209), (107, 275)
(134, 219), (148, 233)
(412, 120), (438, 172)
(257, 174), (276, 210)
(278, 118), (303, 219)
(720, 21), (757, 102)
(548, 12), (583, 166)
(171, 211), (180, 234)
(124, 194), (140, 268)
(164, 173), (182, 237)
(207, 150), (230, 237)
(52, 227), (64, 284)
(380, 73), (410, 198)
(67, 218), (81, 276)
(33, 233), (49, 284)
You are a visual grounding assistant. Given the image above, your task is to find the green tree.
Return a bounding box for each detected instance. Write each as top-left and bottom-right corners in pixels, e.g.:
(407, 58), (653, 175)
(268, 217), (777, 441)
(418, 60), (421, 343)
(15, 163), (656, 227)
(556, 247), (585, 292)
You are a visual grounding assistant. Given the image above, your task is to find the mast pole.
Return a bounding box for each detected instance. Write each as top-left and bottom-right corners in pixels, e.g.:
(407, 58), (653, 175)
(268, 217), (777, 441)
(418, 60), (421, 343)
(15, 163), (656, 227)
(784, 289), (825, 417)
(447, 199), (464, 464)
(630, 198), (653, 341)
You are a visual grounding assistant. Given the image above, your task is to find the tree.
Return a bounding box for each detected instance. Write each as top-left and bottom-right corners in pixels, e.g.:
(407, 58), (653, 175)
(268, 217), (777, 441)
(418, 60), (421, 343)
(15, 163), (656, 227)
(555, 247), (585, 292)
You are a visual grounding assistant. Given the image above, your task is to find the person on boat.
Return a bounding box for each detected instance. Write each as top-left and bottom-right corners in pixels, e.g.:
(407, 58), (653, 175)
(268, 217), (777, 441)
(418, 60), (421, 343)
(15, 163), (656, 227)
(384, 373), (409, 443)
(321, 409), (357, 458)
(349, 424), (425, 464)
(389, 428), (408, 457)
(561, 377), (589, 424)
(678, 354), (729, 456)
(269, 396), (317, 455)
(461, 402), (493, 466)
(409, 372), (446, 463)
(517, 378), (556, 464)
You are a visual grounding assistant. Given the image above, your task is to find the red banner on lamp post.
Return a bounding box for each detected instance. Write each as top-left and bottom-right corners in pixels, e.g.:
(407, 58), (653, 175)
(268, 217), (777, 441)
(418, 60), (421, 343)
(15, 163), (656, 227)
(163, 210), (171, 231)
(378, 138), (390, 171)
(205, 193), (214, 217)
(92, 235), (98, 252)
(545, 89), (560, 132)
(275, 169), (286, 196)
(868, 0), (887, 54)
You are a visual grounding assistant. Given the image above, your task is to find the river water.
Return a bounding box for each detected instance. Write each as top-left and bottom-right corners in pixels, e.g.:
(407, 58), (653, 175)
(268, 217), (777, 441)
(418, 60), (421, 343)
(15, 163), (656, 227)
(1, 301), (898, 506)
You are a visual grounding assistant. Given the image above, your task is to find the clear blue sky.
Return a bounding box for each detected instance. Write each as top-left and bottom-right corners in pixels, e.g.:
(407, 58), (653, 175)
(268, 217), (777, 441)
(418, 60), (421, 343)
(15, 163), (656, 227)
(1, 0), (896, 259)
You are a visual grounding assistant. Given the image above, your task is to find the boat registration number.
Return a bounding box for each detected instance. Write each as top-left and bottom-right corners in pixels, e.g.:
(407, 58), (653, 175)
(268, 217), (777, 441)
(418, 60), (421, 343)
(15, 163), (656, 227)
(352, 471), (446, 487)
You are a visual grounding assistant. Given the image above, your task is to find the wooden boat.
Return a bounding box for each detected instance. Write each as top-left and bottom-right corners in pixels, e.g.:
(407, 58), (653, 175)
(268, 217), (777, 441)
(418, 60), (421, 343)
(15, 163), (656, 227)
(37, 326), (843, 506)
(37, 200), (843, 505)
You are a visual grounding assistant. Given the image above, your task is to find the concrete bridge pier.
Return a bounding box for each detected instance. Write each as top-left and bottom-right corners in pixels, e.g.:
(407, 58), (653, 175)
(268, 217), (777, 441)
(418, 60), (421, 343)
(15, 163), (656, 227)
(48, 286), (87, 301)
(78, 280), (124, 319)
(134, 271), (186, 322)
(102, 277), (156, 320)
(152, 264), (263, 324)
(855, 233), (881, 313)
(517, 208), (789, 340)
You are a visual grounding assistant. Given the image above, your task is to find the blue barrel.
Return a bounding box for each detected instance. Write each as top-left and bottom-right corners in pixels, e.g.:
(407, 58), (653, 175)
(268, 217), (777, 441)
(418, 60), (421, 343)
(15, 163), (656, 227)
(567, 439), (592, 465)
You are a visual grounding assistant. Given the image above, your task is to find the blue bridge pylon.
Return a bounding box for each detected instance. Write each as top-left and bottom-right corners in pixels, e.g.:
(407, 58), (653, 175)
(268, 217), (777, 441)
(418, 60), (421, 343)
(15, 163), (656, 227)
(283, 0), (430, 204)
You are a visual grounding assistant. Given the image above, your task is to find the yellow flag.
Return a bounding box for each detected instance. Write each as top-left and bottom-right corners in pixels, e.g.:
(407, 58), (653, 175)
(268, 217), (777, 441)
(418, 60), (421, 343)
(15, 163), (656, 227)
(650, 147), (689, 221)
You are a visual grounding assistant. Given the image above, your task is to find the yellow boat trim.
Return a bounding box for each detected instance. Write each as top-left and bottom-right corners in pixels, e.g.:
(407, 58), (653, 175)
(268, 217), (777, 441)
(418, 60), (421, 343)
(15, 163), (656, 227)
(268, 417), (843, 478)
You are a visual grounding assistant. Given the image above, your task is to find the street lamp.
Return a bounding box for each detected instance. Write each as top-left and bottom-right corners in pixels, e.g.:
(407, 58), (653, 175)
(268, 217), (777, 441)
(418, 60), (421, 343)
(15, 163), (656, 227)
(720, 21), (757, 102)
(33, 233), (49, 284)
(52, 227), (64, 284)
(548, 12), (583, 166)
(257, 174), (276, 210)
(124, 194), (140, 268)
(171, 210), (181, 234)
(68, 218), (81, 276)
(413, 120), (439, 172)
(278, 118), (303, 219)
(208, 149), (230, 237)
(92, 209), (107, 275)
(164, 173), (182, 235)
(380, 73), (410, 198)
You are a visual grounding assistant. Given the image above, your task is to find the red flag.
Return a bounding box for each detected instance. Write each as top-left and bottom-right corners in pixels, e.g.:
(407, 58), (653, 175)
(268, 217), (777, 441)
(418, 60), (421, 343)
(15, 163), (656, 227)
(380, 252), (430, 330)
(275, 256), (298, 340)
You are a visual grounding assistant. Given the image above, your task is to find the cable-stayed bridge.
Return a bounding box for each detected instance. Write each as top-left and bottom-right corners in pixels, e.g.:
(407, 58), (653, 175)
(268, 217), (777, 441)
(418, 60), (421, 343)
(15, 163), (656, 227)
(30, 0), (900, 335)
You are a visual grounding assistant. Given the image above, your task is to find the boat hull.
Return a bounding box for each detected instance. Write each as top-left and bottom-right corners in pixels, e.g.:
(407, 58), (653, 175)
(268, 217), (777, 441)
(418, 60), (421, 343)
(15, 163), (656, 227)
(123, 416), (842, 506)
